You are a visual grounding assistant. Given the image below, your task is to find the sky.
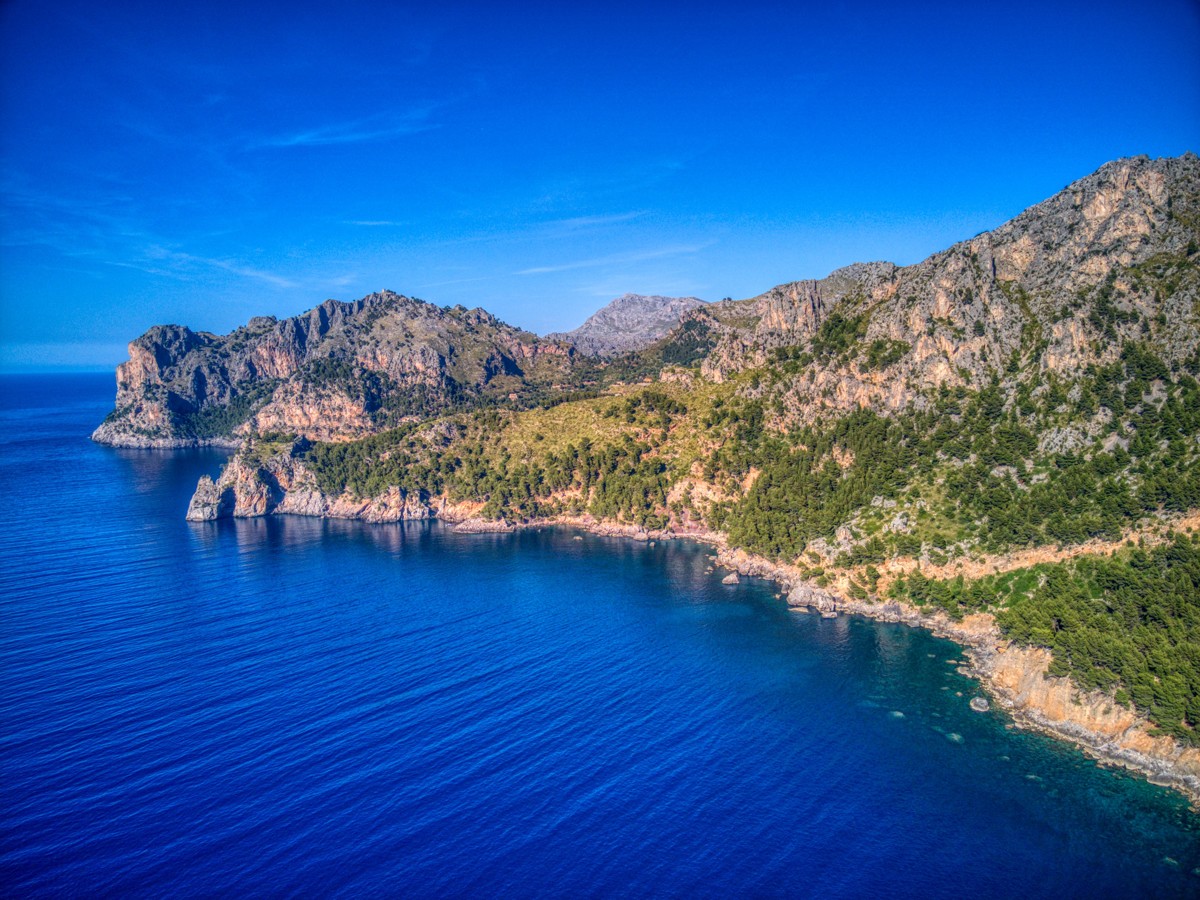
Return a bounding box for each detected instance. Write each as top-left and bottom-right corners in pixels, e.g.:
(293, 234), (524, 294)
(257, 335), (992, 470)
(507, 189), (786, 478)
(1, 0), (1198, 370)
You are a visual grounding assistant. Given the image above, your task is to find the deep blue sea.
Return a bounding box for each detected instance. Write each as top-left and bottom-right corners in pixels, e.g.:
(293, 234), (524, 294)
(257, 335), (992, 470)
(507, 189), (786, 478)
(2, 373), (1199, 898)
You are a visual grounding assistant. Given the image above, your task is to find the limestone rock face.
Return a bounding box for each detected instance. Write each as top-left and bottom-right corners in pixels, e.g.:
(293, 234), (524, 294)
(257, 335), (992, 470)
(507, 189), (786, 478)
(100, 155), (1199, 446)
(547, 294), (708, 357)
(185, 475), (233, 521)
(184, 439), (441, 523)
(980, 644), (1200, 796)
(95, 292), (578, 447)
(786, 583), (839, 613)
(700, 153), (1200, 423)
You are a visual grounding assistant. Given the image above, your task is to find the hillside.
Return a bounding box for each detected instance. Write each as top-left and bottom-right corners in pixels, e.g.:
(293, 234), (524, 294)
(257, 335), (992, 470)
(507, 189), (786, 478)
(102, 153), (1200, 799)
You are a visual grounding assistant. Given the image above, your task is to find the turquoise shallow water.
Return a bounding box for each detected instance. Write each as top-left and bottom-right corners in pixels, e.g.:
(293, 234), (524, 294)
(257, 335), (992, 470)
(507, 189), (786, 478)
(1, 373), (1199, 898)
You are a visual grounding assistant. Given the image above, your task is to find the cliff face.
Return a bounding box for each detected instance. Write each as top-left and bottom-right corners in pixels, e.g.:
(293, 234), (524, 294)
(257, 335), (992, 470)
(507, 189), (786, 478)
(546, 293), (708, 357)
(983, 644), (1200, 792)
(99, 155), (1199, 446)
(697, 154), (1200, 423)
(186, 442), (447, 523)
(94, 292), (577, 447)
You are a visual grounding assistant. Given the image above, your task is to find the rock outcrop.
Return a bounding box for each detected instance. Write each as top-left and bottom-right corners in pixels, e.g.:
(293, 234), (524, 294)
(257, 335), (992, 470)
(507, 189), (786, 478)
(185, 441), (442, 523)
(709, 538), (1200, 804)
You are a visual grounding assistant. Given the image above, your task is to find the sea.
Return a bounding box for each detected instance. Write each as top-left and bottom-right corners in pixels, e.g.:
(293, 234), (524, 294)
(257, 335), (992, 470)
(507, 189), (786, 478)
(1, 373), (1198, 898)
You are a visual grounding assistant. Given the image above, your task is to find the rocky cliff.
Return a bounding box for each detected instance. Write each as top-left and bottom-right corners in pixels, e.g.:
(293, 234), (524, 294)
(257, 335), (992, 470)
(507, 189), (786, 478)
(695, 153), (1200, 423)
(186, 439), (442, 522)
(546, 293), (708, 357)
(93, 291), (577, 447)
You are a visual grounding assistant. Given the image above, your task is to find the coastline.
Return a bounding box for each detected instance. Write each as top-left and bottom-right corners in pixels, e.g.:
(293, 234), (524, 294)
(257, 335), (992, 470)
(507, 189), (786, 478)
(178, 447), (1200, 808)
(455, 512), (1200, 808)
(90, 427), (242, 450)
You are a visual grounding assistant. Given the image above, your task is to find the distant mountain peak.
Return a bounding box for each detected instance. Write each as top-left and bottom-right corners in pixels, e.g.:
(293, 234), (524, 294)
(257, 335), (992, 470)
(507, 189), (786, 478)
(547, 293), (708, 357)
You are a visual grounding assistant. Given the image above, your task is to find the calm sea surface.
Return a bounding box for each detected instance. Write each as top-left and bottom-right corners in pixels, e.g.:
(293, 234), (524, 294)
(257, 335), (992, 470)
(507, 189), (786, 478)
(2, 373), (1199, 898)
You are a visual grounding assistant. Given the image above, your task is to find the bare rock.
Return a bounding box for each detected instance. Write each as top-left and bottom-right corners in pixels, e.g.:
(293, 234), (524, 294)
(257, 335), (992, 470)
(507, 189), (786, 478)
(787, 584), (839, 614)
(451, 518), (514, 534)
(185, 475), (233, 521)
(547, 294), (708, 357)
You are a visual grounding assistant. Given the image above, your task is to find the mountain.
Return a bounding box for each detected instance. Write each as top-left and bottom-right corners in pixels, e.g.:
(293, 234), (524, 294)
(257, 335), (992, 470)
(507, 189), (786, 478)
(545, 293), (708, 357)
(678, 153), (1200, 422)
(92, 291), (576, 447)
(101, 154), (1200, 800)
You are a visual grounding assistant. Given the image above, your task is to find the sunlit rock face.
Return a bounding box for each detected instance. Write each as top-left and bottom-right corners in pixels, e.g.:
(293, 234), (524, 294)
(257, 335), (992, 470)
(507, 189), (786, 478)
(94, 291), (577, 446)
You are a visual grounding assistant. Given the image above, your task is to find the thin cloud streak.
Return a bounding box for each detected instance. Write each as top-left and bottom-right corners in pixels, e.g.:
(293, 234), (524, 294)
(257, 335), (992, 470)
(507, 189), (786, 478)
(546, 211), (646, 229)
(249, 104), (443, 149)
(142, 246), (298, 288)
(515, 242), (714, 276)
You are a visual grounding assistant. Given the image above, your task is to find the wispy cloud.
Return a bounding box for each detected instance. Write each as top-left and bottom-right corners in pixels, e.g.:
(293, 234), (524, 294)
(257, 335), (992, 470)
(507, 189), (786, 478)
(344, 220), (405, 227)
(544, 211), (646, 230)
(515, 242), (713, 276)
(140, 246), (298, 288)
(251, 107), (440, 149)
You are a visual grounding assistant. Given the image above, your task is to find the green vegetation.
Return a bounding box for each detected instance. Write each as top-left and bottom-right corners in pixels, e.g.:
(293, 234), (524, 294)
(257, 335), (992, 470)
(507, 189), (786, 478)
(892, 536), (1200, 746)
(722, 409), (918, 558)
(296, 338), (1200, 570)
(171, 380), (280, 440)
(811, 311), (868, 360)
(863, 339), (911, 370)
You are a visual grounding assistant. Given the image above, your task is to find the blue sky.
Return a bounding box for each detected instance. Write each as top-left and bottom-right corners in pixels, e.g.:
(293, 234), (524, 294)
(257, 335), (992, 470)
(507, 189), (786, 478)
(2, 0), (1198, 370)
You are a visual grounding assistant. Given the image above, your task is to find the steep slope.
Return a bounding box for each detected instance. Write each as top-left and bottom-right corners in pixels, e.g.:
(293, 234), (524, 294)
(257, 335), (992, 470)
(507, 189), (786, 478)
(696, 154), (1200, 424)
(93, 291), (576, 446)
(546, 293), (708, 356)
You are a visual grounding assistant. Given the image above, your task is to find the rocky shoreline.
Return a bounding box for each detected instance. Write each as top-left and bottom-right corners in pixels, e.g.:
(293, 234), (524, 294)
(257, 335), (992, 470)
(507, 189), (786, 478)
(696, 533), (1200, 807)
(91, 424), (241, 450)
(178, 452), (1200, 808)
(444, 513), (1200, 807)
